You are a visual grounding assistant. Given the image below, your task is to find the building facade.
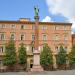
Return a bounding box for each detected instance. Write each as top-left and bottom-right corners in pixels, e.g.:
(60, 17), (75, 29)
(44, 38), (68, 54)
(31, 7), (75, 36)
(72, 34), (75, 45)
(0, 18), (72, 69)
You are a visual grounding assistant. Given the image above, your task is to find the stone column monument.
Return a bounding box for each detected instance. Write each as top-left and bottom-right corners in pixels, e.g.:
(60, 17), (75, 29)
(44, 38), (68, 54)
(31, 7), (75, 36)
(31, 6), (43, 72)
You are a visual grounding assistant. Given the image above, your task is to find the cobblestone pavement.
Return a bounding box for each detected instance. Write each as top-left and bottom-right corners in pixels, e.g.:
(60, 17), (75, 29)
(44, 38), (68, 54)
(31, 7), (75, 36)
(0, 70), (75, 75)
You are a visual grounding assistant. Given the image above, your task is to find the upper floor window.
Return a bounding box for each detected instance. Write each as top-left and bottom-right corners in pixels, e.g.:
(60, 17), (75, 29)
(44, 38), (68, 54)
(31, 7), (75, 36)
(0, 46), (4, 53)
(54, 35), (60, 41)
(0, 33), (5, 40)
(42, 25), (47, 30)
(54, 26), (59, 30)
(64, 25), (67, 30)
(21, 25), (27, 29)
(32, 34), (35, 41)
(11, 25), (16, 29)
(20, 34), (25, 40)
(10, 33), (15, 40)
(0, 60), (3, 66)
(21, 25), (24, 29)
(64, 35), (68, 40)
(0, 24), (5, 29)
(32, 25), (35, 30)
(42, 34), (47, 41)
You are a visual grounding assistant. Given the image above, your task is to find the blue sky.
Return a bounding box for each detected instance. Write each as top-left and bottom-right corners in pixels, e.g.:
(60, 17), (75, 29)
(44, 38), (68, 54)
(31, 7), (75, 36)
(0, 0), (66, 22)
(0, 0), (46, 21)
(0, 0), (75, 32)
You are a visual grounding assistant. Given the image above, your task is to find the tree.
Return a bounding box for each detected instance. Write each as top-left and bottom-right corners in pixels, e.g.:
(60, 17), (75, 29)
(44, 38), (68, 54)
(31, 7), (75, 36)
(56, 45), (67, 69)
(68, 44), (75, 68)
(40, 43), (53, 70)
(3, 39), (16, 70)
(18, 43), (27, 69)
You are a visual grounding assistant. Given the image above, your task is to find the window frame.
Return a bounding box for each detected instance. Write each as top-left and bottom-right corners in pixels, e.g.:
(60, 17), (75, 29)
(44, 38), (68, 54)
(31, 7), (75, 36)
(32, 34), (35, 41)
(21, 25), (27, 29)
(54, 26), (59, 30)
(64, 35), (68, 40)
(20, 34), (25, 41)
(10, 24), (16, 29)
(10, 33), (15, 40)
(42, 34), (47, 41)
(0, 46), (4, 53)
(0, 33), (5, 40)
(42, 25), (47, 30)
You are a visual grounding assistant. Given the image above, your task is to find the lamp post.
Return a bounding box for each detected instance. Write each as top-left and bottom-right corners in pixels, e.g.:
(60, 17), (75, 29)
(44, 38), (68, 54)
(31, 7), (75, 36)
(31, 6), (43, 72)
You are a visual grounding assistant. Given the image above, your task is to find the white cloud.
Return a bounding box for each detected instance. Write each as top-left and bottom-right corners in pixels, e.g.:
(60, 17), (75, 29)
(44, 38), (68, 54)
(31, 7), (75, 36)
(42, 16), (52, 22)
(46, 0), (75, 31)
(71, 31), (74, 34)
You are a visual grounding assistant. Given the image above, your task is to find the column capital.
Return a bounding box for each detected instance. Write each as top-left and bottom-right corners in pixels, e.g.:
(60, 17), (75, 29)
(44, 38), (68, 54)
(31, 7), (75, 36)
(34, 16), (39, 21)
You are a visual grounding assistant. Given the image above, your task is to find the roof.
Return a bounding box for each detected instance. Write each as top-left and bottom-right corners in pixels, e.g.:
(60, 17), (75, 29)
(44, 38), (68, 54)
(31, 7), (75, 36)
(0, 20), (72, 25)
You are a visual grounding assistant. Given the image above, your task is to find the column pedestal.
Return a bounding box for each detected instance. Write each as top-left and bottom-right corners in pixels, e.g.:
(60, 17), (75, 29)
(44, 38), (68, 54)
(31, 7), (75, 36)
(31, 50), (43, 72)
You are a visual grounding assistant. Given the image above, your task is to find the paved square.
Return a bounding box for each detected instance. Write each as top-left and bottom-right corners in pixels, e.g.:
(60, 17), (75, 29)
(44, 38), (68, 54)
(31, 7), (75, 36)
(0, 70), (75, 75)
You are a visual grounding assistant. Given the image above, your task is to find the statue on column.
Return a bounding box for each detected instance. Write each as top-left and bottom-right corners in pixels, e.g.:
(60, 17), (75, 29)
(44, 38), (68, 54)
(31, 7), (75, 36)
(34, 6), (39, 16)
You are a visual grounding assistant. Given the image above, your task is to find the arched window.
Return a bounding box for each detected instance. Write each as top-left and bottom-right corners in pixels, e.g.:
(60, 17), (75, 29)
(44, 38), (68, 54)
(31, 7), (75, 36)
(0, 33), (5, 40)
(11, 34), (15, 40)
(64, 46), (67, 51)
(0, 46), (4, 53)
(20, 34), (25, 40)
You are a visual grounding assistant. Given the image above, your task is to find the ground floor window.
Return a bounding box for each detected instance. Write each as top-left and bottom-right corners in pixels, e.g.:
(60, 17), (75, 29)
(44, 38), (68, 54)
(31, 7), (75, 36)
(0, 60), (3, 67)
(0, 46), (4, 53)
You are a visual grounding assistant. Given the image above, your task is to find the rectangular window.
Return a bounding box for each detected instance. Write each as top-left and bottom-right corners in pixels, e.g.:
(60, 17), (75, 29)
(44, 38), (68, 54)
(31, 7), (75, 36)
(21, 25), (24, 29)
(55, 35), (58, 40)
(11, 25), (16, 29)
(21, 25), (27, 29)
(0, 24), (5, 29)
(0, 33), (5, 40)
(0, 25), (2, 28)
(32, 25), (35, 30)
(0, 46), (4, 53)
(42, 25), (47, 30)
(32, 34), (35, 41)
(64, 25), (67, 30)
(54, 26), (59, 30)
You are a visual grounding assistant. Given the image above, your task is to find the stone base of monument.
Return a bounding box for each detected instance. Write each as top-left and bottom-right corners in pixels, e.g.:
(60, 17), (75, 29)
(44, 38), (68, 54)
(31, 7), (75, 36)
(31, 65), (43, 72)
(31, 50), (43, 72)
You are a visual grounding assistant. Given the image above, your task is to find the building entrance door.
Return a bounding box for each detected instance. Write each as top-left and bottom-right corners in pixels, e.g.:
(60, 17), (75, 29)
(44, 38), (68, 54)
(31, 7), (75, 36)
(30, 59), (33, 68)
(30, 64), (33, 68)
